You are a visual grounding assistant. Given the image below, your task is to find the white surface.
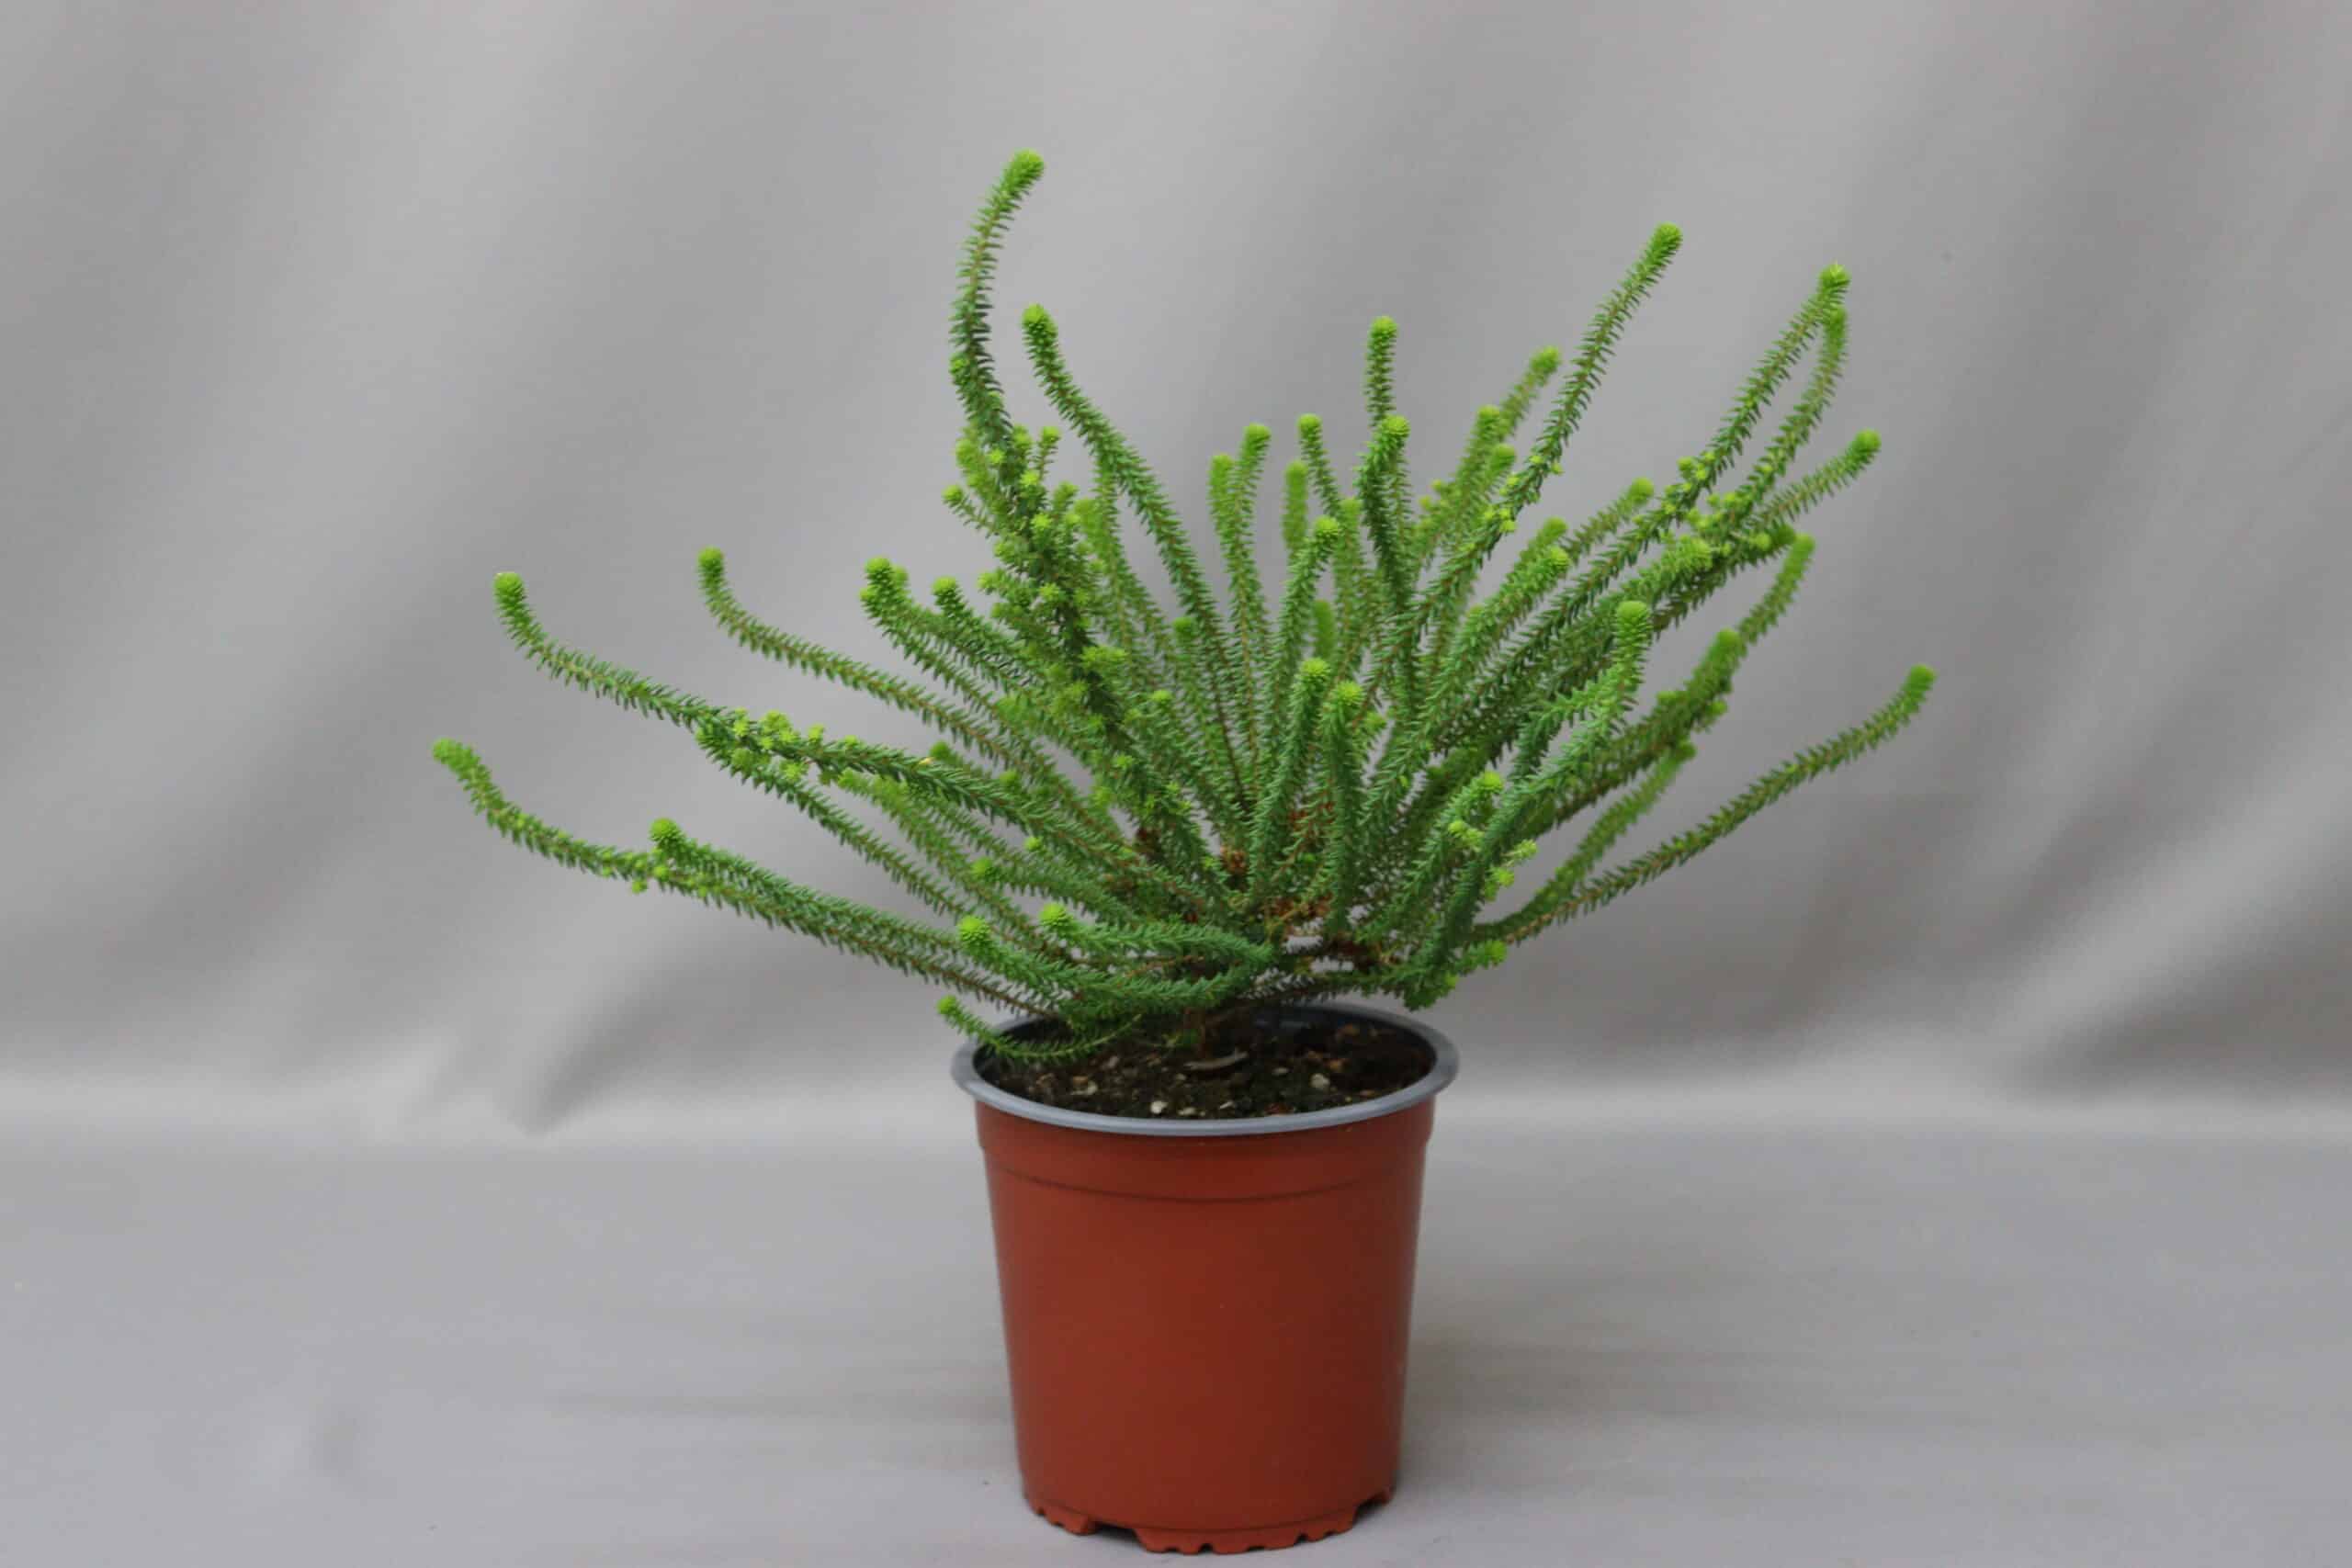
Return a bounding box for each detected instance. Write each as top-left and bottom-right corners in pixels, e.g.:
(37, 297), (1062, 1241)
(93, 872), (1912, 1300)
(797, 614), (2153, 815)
(10, 1099), (2346, 1565)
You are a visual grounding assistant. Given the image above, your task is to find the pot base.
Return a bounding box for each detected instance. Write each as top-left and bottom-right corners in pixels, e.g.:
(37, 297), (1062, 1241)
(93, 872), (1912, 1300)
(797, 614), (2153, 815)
(1026, 1483), (1394, 1555)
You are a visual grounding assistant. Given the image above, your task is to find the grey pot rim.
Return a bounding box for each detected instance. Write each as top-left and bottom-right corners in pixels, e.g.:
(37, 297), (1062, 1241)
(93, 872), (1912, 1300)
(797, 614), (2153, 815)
(949, 999), (1458, 1138)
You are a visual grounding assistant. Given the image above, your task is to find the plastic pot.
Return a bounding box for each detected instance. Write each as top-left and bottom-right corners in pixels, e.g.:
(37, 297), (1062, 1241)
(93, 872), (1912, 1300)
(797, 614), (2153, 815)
(952, 1003), (1458, 1554)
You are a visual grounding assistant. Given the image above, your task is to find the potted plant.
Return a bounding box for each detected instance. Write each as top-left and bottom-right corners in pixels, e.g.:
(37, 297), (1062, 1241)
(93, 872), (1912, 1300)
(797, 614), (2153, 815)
(434, 150), (1934, 1553)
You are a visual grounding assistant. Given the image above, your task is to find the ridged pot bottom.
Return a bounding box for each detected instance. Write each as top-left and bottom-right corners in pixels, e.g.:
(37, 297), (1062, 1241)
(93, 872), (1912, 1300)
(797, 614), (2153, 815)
(1028, 1482), (1396, 1555)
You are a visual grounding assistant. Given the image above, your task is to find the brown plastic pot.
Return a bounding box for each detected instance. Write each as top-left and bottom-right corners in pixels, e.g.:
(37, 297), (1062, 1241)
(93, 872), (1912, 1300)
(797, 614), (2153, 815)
(952, 1003), (1457, 1554)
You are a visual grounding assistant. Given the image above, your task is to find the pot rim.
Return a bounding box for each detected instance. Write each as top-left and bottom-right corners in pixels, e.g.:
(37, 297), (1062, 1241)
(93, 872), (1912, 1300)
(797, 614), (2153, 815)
(949, 999), (1457, 1138)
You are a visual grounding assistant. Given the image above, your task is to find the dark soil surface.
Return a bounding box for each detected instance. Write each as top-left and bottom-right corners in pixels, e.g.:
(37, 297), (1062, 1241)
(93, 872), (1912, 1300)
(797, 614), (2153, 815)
(976, 1011), (1431, 1121)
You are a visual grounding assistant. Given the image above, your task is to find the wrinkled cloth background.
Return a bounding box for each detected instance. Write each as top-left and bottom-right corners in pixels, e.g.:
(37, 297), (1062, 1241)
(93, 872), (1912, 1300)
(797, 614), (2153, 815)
(5, 2), (2348, 1562)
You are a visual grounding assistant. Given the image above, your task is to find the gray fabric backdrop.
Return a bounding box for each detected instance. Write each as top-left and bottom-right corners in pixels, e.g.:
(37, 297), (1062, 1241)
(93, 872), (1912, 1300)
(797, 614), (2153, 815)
(5, 3), (2348, 1562)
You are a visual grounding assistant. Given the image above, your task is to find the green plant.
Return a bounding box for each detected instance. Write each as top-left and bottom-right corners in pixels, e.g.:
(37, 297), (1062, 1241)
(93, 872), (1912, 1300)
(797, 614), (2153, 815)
(434, 150), (1935, 1063)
